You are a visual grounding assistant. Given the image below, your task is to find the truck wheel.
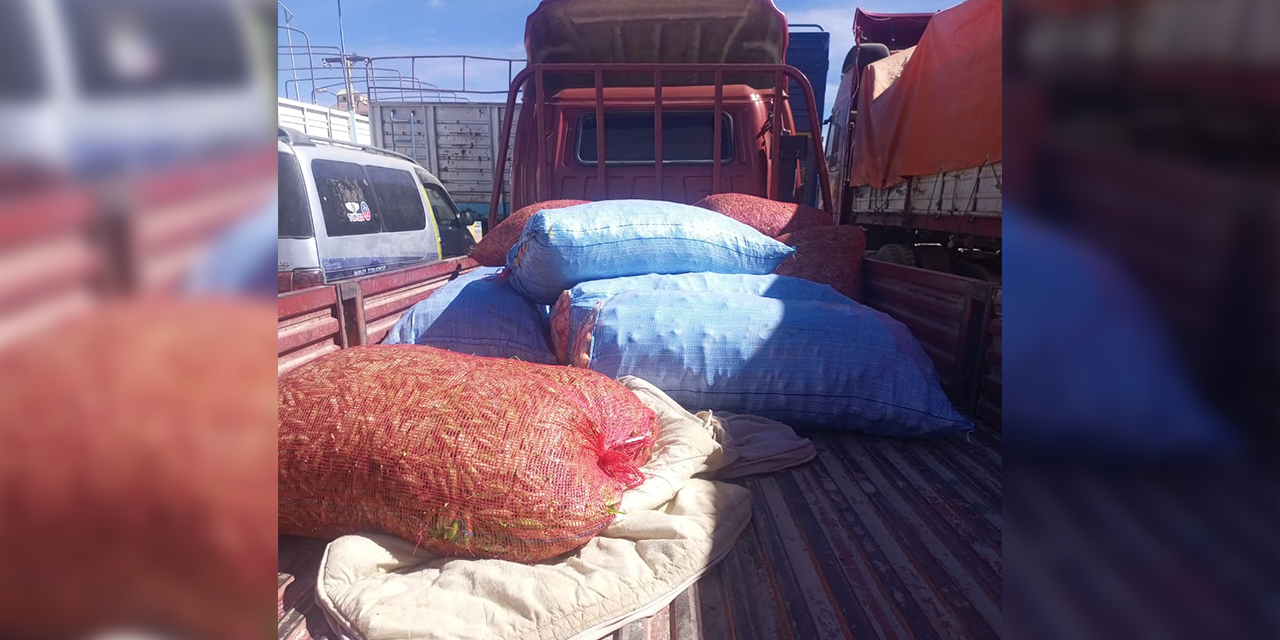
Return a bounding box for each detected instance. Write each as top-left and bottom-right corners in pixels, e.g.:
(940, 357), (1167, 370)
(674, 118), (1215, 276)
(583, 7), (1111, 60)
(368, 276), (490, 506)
(915, 244), (953, 273)
(875, 243), (916, 267)
(954, 260), (995, 282)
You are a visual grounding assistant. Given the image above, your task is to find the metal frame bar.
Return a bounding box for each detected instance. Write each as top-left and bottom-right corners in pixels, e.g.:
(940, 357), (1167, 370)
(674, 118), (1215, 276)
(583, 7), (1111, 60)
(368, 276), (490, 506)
(713, 70), (723, 195)
(770, 70), (783, 200)
(535, 68), (547, 202)
(276, 26), (316, 102)
(487, 63), (833, 226)
(653, 69), (663, 199)
(594, 70), (607, 199)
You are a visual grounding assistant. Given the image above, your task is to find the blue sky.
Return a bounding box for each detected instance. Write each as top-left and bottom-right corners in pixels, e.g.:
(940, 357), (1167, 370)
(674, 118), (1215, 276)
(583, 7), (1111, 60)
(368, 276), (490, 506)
(277, 0), (955, 109)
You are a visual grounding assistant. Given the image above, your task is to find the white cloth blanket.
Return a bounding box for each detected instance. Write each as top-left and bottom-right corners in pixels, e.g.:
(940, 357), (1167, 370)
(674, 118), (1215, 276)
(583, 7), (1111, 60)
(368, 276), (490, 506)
(315, 377), (815, 640)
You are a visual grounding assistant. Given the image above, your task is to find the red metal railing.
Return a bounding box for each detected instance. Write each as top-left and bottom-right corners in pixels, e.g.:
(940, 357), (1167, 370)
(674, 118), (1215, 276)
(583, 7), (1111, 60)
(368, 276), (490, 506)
(487, 63), (834, 225)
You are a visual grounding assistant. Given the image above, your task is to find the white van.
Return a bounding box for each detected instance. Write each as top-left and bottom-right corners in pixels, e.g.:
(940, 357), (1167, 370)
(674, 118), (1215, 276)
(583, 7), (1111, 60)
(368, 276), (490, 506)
(0, 0), (269, 176)
(278, 127), (452, 292)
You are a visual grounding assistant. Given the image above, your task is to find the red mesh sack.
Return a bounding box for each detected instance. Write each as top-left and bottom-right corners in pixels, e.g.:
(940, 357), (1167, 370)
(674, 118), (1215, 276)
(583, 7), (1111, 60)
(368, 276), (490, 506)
(0, 301), (276, 640)
(278, 345), (656, 563)
(469, 199), (590, 266)
(692, 193), (833, 237)
(549, 290), (572, 364)
(774, 226), (868, 301)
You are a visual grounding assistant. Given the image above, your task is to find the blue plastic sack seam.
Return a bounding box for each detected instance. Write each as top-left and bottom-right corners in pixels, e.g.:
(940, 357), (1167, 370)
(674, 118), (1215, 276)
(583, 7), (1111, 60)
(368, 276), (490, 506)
(520, 226), (793, 260)
(623, 386), (971, 424)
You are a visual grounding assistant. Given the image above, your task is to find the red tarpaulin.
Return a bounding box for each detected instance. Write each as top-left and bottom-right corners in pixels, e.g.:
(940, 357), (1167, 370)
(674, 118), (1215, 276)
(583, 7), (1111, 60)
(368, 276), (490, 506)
(849, 0), (1002, 188)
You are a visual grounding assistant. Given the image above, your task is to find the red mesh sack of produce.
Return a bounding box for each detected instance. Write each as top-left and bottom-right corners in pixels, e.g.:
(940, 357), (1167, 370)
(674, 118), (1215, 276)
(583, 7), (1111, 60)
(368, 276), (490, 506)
(0, 300), (276, 640)
(549, 290), (573, 364)
(692, 193), (833, 237)
(278, 345), (656, 562)
(774, 225), (868, 301)
(469, 199), (590, 266)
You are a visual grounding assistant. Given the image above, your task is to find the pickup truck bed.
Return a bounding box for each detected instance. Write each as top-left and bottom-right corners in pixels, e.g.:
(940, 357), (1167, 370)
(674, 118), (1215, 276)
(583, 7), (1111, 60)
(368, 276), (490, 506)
(277, 254), (1002, 640)
(278, 422), (1001, 640)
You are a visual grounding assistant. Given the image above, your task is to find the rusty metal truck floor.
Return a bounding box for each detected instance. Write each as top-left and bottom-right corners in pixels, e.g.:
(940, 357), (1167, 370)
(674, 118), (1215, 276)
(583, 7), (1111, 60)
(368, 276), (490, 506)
(278, 423), (1002, 640)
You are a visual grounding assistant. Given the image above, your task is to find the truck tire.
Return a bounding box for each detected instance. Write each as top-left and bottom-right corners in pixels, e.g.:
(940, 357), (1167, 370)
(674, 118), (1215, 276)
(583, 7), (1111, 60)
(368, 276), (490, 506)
(915, 244), (953, 273)
(954, 260), (996, 282)
(875, 243), (916, 267)
(841, 42), (892, 75)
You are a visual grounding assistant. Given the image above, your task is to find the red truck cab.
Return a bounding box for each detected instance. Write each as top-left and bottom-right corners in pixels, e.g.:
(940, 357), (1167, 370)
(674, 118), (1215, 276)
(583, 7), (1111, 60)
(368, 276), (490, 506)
(512, 84), (797, 205)
(492, 0), (830, 217)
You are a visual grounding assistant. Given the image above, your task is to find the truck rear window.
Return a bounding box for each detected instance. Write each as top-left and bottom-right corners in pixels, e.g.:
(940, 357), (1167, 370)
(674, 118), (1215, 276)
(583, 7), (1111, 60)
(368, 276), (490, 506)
(577, 112), (734, 165)
(278, 153), (313, 239)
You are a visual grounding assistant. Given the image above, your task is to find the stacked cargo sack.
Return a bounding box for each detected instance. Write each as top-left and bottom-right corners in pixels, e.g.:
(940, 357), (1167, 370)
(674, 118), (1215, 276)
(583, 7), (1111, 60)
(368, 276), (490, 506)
(505, 200), (795, 303)
(550, 272), (852, 365)
(278, 346), (656, 562)
(773, 225), (868, 301)
(571, 289), (972, 437)
(692, 192), (834, 237)
(382, 266), (556, 364)
(469, 199), (589, 267)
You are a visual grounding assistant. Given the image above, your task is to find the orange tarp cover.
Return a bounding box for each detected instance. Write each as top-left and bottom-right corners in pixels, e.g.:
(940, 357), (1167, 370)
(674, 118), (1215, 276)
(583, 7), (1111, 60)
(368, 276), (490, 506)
(849, 0), (1002, 188)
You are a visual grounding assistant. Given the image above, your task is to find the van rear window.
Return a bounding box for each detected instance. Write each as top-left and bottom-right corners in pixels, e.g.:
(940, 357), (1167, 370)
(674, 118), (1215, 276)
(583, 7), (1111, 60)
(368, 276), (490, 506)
(312, 160), (382, 237)
(366, 166), (427, 233)
(577, 111), (734, 165)
(278, 153), (313, 239)
(58, 0), (249, 97)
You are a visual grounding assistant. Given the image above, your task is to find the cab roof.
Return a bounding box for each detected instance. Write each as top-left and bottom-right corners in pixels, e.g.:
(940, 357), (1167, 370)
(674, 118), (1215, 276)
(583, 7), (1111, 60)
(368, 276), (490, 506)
(525, 0), (788, 69)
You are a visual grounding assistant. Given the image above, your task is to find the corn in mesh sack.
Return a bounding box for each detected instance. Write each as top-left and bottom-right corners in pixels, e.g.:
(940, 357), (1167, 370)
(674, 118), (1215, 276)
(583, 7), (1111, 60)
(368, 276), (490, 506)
(774, 225), (868, 302)
(550, 272), (852, 365)
(506, 200), (795, 304)
(692, 192), (834, 237)
(574, 290), (973, 437)
(278, 346), (656, 562)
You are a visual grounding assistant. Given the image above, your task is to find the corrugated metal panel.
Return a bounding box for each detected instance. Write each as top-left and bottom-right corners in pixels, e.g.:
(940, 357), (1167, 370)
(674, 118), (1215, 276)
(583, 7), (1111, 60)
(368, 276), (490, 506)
(373, 103), (518, 209)
(850, 163), (1003, 236)
(863, 258), (995, 409)
(278, 425), (1002, 640)
(785, 31), (831, 135)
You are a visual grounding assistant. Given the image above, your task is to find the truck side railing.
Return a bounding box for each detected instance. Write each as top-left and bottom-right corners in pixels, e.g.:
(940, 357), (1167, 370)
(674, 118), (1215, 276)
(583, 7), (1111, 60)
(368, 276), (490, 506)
(487, 63), (834, 225)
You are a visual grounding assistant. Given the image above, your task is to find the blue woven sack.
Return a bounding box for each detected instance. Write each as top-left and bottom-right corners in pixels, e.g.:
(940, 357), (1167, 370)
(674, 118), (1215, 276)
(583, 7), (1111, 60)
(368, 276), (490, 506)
(551, 272), (852, 364)
(505, 200), (795, 303)
(382, 267), (556, 364)
(1002, 211), (1234, 456)
(578, 289), (972, 436)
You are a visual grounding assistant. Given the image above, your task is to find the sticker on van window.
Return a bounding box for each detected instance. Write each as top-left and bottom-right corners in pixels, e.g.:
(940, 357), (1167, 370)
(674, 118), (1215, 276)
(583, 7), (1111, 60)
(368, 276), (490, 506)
(344, 201), (372, 222)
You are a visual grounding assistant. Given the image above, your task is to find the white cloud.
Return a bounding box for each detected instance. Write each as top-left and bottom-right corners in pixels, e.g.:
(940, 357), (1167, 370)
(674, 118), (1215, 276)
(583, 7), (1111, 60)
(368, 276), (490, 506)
(427, 0), (444, 8)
